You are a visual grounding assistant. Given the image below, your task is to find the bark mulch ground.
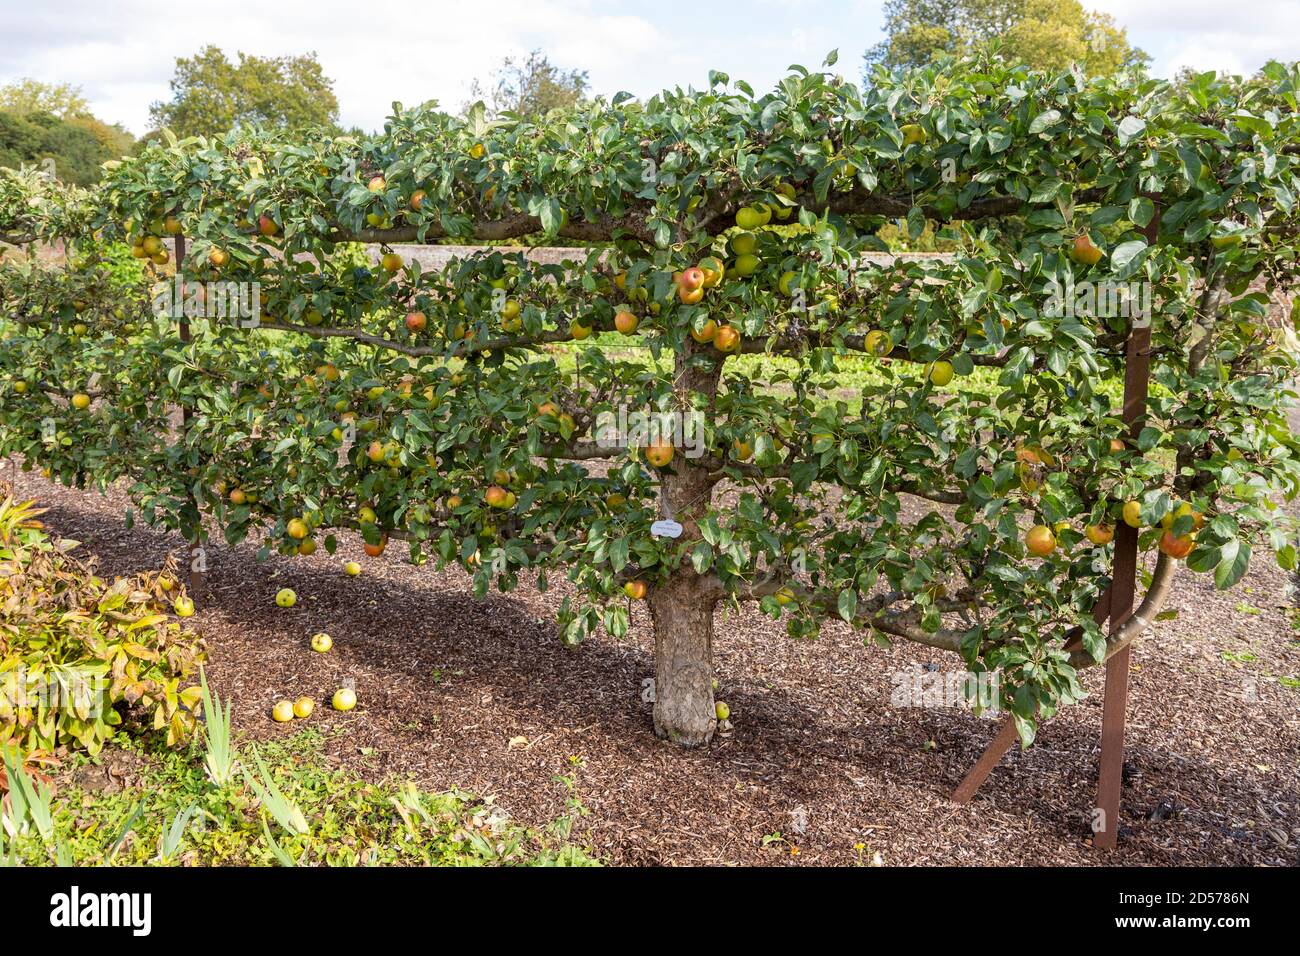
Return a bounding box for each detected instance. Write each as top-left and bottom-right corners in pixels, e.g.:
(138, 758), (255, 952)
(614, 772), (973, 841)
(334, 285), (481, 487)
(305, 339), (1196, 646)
(7, 464), (1298, 866)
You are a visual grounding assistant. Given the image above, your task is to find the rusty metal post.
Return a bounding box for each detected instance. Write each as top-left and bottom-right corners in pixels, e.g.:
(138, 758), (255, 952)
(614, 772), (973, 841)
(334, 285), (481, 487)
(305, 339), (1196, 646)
(1092, 211), (1158, 850)
(173, 234), (204, 599)
(951, 587), (1112, 803)
(1092, 341), (1150, 848)
(954, 213), (1159, 833)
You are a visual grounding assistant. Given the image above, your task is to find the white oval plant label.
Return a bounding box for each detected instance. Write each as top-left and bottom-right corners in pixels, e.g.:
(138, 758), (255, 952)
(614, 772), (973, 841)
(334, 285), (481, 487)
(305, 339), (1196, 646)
(650, 519), (683, 539)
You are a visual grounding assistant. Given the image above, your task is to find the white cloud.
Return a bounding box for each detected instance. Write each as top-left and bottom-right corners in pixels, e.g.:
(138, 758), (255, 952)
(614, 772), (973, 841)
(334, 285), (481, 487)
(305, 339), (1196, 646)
(1088, 0), (1300, 76)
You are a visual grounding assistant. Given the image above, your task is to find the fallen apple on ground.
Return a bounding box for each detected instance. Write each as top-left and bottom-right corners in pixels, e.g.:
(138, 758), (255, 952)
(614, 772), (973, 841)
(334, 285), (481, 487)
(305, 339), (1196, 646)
(332, 688), (357, 711)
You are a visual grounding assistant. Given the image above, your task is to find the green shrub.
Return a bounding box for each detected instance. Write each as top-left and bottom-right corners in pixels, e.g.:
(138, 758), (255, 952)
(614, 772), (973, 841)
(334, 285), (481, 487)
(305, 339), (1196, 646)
(0, 495), (206, 756)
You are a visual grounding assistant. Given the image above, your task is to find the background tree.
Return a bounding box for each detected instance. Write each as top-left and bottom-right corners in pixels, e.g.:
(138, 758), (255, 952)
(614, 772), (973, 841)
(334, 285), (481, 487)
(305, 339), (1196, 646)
(0, 110), (132, 185)
(465, 50), (589, 119)
(0, 79), (133, 184)
(148, 46), (340, 137)
(0, 79), (90, 118)
(865, 0), (1148, 75)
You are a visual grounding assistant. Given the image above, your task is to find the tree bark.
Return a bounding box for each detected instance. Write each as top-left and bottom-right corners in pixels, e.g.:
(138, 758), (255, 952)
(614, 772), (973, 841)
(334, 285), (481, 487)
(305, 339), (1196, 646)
(647, 340), (723, 745)
(648, 570), (718, 746)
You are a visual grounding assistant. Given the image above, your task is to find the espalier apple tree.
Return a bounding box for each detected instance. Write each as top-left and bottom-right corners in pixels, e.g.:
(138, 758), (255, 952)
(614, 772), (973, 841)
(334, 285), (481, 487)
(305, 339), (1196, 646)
(3, 55), (1300, 747)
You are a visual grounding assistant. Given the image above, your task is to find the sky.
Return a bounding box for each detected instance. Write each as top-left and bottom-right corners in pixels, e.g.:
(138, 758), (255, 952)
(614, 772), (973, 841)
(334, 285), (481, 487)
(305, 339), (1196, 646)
(1, 0), (1297, 135)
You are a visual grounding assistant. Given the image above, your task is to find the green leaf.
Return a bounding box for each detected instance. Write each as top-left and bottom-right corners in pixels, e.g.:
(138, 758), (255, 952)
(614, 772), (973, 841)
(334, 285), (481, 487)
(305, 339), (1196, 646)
(1028, 110), (1061, 134)
(1117, 115), (1146, 147)
(837, 589), (857, 623)
(1214, 539), (1250, 590)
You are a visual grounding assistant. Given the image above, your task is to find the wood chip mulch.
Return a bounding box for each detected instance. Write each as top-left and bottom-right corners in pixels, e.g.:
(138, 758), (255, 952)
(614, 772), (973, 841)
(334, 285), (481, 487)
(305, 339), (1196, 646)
(7, 465), (1298, 866)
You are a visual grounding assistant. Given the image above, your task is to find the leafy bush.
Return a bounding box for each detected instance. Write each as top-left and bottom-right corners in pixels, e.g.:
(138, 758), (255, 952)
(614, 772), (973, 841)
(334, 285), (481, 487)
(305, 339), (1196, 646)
(0, 495), (205, 755)
(2, 728), (598, 866)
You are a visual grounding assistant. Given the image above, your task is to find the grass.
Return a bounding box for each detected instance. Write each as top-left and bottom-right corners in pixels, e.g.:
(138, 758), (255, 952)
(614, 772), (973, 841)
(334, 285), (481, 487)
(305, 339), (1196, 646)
(1, 727), (598, 867)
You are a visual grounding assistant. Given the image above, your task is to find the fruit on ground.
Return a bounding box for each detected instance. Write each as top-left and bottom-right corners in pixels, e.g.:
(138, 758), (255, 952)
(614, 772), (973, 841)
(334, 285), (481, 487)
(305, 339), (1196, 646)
(1122, 500), (1143, 527)
(713, 325), (741, 353)
(287, 518), (308, 540)
(272, 701), (295, 723)
(344, 561), (362, 576)
(405, 311), (427, 332)
(1085, 524), (1114, 545)
(332, 688), (357, 711)
(645, 440), (675, 468)
(928, 361), (954, 386)
(311, 632), (333, 653)
(1069, 233), (1103, 266)
(275, 588), (297, 608)
(715, 701), (731, 721)
(173, 596), (195, 617)
(1025, 524), (1056, 556)
(864, 330), (892, 356)
(614, 310), (639, 334)
(293, 697), (315, 719)
(623, 580), (647, 600)
(1158, 530), (1195, 559)
(71, 393), (91, 410)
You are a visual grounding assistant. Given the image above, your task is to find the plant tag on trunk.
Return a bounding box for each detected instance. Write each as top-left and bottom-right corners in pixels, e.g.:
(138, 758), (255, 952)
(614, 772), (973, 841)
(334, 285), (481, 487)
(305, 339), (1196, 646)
(650, 519), (683, 539)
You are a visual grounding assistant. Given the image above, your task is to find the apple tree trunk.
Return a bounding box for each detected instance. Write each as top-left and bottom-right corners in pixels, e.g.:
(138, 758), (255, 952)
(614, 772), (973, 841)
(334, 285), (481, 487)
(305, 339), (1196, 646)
(648, 570), (718, 746)
(646, 342), (723, 746)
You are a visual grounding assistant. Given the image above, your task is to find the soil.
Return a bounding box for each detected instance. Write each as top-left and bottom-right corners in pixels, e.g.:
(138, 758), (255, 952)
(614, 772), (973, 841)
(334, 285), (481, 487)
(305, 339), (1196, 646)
(6, 462), (1298, 866)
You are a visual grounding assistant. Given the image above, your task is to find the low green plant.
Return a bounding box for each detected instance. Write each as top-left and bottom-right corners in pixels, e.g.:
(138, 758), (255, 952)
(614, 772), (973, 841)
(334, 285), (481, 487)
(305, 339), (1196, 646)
(0, 496), (206, 755)
(196, 667), (236, 786)
(1, 729), (599, 866)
